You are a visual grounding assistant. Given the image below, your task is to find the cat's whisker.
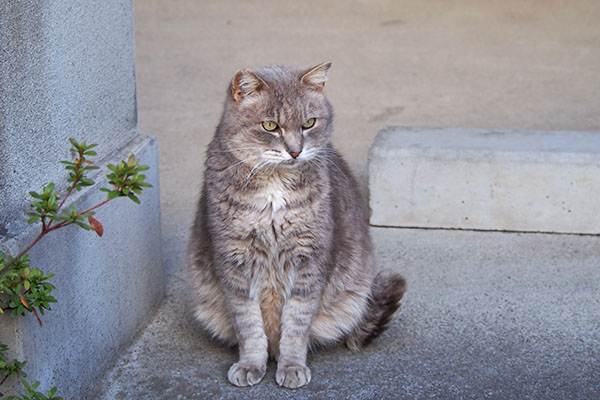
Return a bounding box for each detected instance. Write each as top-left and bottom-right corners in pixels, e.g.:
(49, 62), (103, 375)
(312, 148), (347, 177)
(220, 155), (260, 174)
(265, 162), (278, 178)
(244, 159), (272, 186)
(262, 150), (287, 163)
(208, 146), (265, 153)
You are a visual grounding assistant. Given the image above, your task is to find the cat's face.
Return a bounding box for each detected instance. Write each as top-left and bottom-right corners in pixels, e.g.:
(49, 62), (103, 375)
(218, 63), (334, 169)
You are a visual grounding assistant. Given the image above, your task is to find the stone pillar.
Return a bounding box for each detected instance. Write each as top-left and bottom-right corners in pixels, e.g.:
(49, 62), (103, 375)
(0, 1), (163, 398)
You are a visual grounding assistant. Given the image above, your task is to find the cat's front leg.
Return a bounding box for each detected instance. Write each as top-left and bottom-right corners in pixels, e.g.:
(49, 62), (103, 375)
(276, 263), (324, 389)
(225, 290), (268, 387)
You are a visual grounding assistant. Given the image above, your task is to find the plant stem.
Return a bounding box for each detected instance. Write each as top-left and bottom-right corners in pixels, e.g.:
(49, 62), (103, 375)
(0, 198), (112, 276)
(0, 232), (45, 275)
(43, 198), (113, 235)
(49, 151), (83, 229)
(78, 197), (112, 216)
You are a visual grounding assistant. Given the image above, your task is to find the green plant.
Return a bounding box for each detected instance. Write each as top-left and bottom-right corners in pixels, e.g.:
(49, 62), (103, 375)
(0, 139), (152, 399)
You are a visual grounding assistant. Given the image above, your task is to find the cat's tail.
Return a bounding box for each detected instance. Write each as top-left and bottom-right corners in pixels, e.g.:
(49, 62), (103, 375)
(345, 269), (406, 351)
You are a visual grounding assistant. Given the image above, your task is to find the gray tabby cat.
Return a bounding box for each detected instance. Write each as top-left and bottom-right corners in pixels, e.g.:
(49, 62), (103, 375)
(188, 62), (406, 389)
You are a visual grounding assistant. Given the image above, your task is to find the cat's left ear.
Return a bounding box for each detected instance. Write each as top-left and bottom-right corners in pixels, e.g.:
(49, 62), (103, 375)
(231, 69), (265, 103)
(300, 62), (332, 92)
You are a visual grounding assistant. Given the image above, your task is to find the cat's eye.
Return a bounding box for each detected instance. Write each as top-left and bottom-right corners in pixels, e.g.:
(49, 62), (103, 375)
(262, 121), (279, 132)
(302, 118), (316, 130)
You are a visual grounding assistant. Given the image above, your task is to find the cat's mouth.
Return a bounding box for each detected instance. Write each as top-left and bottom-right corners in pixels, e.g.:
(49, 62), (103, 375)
(275, 158), (301, 167)
(261, 151), (305, 165)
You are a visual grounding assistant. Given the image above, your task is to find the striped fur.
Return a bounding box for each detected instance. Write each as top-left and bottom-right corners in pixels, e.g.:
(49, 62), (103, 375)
(188, 63), (406, 389)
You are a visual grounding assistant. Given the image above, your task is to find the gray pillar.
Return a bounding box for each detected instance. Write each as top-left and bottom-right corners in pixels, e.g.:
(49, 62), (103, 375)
(0, 0), (137, 232)
(0, 1), (163, 398)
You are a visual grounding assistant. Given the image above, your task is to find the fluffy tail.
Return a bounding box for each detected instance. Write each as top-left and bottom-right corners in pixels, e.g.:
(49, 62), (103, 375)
(346, 269), (406, 351)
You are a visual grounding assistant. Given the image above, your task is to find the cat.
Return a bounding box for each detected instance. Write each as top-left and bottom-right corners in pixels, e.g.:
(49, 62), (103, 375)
(187, 62), (406, 389)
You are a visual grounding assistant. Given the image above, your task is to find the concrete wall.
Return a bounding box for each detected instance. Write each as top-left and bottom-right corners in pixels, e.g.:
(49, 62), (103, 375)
(0, 0), (137, 234)
(0, 1), (164, 398)
(1, 137), (163, 399)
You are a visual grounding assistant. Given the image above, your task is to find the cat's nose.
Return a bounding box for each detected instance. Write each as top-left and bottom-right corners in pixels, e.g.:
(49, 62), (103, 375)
(289, 150), (301, 159)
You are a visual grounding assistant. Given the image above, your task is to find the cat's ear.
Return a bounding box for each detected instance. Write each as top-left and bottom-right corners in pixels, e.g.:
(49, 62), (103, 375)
(300, 62), (332, 92)
(231, 69), (265, 103)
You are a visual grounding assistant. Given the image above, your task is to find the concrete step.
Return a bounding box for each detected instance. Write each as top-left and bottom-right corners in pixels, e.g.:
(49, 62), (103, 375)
(91, 228), (600, 399)
(369, 127), (600, 234)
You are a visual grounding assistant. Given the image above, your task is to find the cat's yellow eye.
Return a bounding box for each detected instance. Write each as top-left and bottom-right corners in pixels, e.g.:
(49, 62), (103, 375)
(262, 121), (278, 132)
(302, 118), (316, 129)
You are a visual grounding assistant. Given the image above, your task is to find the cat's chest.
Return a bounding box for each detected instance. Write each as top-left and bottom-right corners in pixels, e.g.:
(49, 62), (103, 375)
(216, 171), (323, 257)
(256, 179), (289, 212)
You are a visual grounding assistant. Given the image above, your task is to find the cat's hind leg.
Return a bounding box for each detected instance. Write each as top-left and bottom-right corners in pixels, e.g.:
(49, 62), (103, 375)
(308, 287), (371, 348)
(188, 259), (237, 345)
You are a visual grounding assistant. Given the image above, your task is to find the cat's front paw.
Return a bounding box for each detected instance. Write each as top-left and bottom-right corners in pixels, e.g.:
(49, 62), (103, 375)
(227, 362), (266, 387)
(276, 363), (311, 389)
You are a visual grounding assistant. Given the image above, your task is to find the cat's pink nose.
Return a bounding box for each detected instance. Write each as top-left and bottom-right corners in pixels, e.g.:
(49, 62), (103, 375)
(289, 150), (301, 159)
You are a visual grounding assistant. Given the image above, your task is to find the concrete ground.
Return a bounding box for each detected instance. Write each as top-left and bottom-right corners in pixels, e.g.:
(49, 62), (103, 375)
(93, 229), (599, 400)
(92, 0), (600, 398)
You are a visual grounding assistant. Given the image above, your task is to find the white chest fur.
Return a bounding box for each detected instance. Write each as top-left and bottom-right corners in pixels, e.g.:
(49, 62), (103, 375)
(257, 178), (289, 212)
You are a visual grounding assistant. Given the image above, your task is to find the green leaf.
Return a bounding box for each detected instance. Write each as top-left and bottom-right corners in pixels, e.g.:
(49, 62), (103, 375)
(75, 222), (93, 231)
(127, 193), (140, 204)
(27, 214), (41, 224)
(68, 138), (80, 149)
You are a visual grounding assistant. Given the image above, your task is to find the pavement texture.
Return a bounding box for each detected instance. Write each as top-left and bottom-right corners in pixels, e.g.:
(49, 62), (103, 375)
(92, 0), (600, 398)
(93, 229), (599, 399)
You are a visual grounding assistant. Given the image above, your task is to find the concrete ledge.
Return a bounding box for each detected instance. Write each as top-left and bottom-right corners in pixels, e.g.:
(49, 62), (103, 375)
(0, 135), (163, 398)
(369, 127), (600, 234)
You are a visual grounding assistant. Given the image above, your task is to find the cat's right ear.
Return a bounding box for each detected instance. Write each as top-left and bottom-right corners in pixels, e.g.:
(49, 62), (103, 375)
(231, 70), (265, 103)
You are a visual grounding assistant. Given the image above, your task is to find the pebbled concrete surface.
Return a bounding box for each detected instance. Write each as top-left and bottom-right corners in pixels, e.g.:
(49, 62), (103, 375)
(92, 0), (600, 399)
(93, 228), (600, 399)
(369, 127), (600, 234)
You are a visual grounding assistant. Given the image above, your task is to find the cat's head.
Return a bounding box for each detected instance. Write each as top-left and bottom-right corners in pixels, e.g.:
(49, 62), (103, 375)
(217, 63), (334, 168)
